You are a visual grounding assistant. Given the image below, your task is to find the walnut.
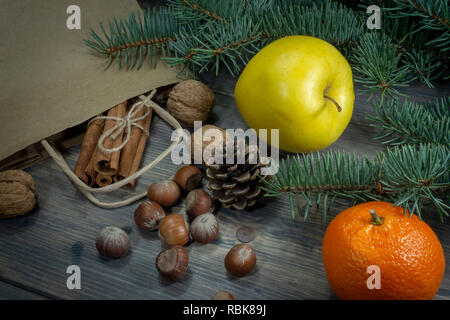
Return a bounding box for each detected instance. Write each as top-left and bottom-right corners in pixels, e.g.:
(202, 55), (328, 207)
(167, 80), (215, 128)
(0, 170), (37, 218)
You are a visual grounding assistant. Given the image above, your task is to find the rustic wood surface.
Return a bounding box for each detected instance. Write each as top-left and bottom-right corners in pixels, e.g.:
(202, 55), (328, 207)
(0, 2), (449, 300)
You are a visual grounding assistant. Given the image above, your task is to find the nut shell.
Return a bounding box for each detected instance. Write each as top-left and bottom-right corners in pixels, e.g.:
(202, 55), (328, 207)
(159, 214), (190, 246)
(0, 170), (37, 218)
(190, 213), (219, 244)
(147, 180), (181, 207)
(96, 226), (130, 258)
(224, 244), (256, 277)
(167, 80), (215, 128)
(186, 189), (212, 219)
(173, 165), (203, 192)
(134, 200), (166, 231)
(156, 246), (189, 281)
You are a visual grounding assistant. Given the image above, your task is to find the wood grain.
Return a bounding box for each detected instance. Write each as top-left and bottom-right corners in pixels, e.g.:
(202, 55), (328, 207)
(0, 281), (47, 300)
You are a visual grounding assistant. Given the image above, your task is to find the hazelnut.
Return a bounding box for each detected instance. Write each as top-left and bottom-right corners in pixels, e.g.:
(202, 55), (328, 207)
(190, 213), (219, 244)
(0, 169), (37, 218)
(96, 226), (130, 258)
(167, 80), (215, 128)
(224, 244), (256, 277)
(159, 214), (190, 246)
(134, 200), (166, 231)
(147, 180), (181, 207)
(186, 189), (212, 219)
(211, 291), (235, 300)
(156, 246), (189, 281)
(173, 165), (203, 192)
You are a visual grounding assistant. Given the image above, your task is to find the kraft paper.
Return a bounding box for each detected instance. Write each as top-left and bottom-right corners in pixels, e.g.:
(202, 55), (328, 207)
(0, 0), (184, 162)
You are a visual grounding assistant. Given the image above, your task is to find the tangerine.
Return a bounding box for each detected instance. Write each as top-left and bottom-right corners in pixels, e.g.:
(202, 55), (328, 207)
(322, 201), (445, 300)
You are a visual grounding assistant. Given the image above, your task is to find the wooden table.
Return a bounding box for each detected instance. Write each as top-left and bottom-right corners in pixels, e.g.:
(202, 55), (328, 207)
(1, 2), (449, 300)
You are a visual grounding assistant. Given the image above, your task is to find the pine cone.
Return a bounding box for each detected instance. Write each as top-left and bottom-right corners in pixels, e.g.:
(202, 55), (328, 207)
(205, 144), (270, 210)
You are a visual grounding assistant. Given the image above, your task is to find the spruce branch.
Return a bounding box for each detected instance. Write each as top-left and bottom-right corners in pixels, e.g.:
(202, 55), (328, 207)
(351, 32), (413, 96)
(367, 96), (450, 146)
(86, 0), (364, 75)
(388, 0), (450, 51)
(261, 0), (364, 57)
(164, 0), (363, 75)
(424, 96), (450, 119)
(85, 0), (449, 88)
(84, 8), (179, 70)
(361, 0), (449, 87)
(167, 0), (231, 23)
(402, 49), (444, 87)
(164, 16), (262, 77)
(263, 144), (450, 221)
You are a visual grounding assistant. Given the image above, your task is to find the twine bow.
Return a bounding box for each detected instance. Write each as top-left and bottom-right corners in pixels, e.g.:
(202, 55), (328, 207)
(90, 90), (157, 154)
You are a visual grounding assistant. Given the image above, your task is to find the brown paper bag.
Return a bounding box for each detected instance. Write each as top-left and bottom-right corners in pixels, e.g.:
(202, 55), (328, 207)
(0, 0), (184, 164)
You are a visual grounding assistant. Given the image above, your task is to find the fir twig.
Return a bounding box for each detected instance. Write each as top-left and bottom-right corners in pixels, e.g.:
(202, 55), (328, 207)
(351, 32), (413, 96)
(263, 144), (450, 221)
(167, 0), (242, 23)
(84, 8), (179, 70)
(402, 49), (444, 87)
(367, 96), (450, 146)
(388, 0), (450, 51)
(86, 0), (449, 90)
(261, 0), (364, 57)
(164, 16), (261, 76)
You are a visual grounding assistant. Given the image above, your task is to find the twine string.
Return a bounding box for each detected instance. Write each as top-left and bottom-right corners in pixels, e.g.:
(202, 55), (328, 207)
(89, 90), (157, 154)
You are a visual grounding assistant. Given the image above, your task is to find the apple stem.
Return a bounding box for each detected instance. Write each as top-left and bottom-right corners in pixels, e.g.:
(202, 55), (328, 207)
(324, 95), (342, 112)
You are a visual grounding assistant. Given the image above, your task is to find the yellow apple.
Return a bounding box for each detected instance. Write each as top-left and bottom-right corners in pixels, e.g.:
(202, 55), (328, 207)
(234, 35), (355, 153)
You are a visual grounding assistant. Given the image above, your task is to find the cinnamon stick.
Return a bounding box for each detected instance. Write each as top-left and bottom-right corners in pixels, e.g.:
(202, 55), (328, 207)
(84, 151), (97, 187)
(126, 108), (153, 187)
(96, 174), (113, 187)
(74, 118), (104, 186)
(116, 105), (148, 183)
(93, 101), (127, 176)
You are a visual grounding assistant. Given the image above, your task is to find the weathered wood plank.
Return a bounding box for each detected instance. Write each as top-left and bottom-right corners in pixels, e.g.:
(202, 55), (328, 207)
(0, 281), (47, 300)
(0, 67), (448, 299)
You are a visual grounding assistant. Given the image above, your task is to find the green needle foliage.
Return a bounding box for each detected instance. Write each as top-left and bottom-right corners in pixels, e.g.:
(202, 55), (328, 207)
(167, 0), (247, 23)
(403, 49), (445, 88)
(164, 15), (262, 77)
(361, 0), (450, 86)
(261, 0), (364, 58)
(262, 144), (450, 221)
(387, 0), (450, 52)
(85, 0), (448, 92)
(367, 96), (450, 146)
(350, 32), (413, 96)
(85, 7), (180, 70)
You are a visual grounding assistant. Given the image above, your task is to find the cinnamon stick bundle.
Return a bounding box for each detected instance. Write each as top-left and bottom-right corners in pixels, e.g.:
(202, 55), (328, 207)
(74, 99), (153, 188)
